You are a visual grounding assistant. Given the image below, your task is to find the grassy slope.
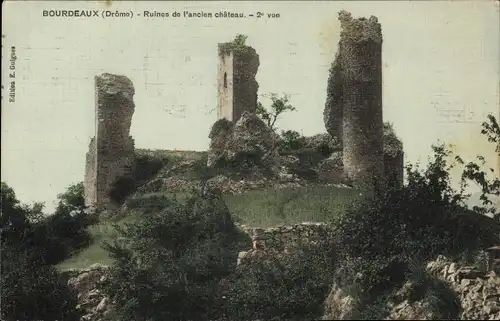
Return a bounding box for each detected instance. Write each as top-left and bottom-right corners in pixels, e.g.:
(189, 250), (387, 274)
(57, 185), (360, 270)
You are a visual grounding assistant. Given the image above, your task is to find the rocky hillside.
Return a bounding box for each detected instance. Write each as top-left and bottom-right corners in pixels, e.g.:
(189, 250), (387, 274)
(64, 243), (500, 321)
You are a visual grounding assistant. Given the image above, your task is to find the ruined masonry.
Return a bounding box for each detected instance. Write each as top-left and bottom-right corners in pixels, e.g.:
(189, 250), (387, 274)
(84, 73), (136, 210)
(324, 11), (403, 189)
(217, 42), (260, 122)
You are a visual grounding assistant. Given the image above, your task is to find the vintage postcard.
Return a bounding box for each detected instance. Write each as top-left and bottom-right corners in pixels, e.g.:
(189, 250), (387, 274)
(1, 1), (499, 320)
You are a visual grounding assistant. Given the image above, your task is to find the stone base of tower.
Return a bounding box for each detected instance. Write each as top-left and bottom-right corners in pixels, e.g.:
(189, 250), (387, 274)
(84, 136), (135, 211)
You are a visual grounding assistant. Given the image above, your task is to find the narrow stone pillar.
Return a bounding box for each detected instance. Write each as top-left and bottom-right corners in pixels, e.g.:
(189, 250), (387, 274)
(217, 43), (260, 123)
(338, 11), (384, 191)
(323, 51), (343, 146)
(84, 73), (136, 210)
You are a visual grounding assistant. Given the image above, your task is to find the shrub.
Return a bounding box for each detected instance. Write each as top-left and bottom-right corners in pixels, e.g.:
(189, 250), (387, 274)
(1, 182), (81, 320)
(134, 154), (166, 183)
(280, 130), (307, 151)
(108, 175), (137, 204)
(102, 192), (240, 321)
(1, 182), (33, 248)
(226, 242), (336, 321)
(108, 154), (168, 205)
(333, 144), (500, 297)
(209, 118), (233, 139)
(0, 247), (80, 321)
(36, 182), (97, 265)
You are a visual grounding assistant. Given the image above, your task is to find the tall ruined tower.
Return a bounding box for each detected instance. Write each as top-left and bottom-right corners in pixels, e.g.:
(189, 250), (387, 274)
(217, 42), (260, 122)
(84, 73), (136, 210)
(324, 11), (385, 191)
(340, 11), (384, 190)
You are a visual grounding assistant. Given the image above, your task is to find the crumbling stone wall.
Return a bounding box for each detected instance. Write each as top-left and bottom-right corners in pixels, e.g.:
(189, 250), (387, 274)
(323, 52), (343, 145)
(238, 222), (331, 253)
(84, 73), (136, 210)
(324, 11), (385, 191)
(217, 43), (260, 122)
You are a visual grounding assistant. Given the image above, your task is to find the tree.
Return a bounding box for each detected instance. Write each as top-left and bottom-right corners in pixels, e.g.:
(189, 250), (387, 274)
(456, 114), (500, 218)
(481, 114), (500, 153)
(103, 192), (240, 321)
(55, 181), (86, 215)
(256, 93), (297, 130)
(1, 182), (33, 248)
(38, 182), (97, 264)
(0, 182), (80, 321)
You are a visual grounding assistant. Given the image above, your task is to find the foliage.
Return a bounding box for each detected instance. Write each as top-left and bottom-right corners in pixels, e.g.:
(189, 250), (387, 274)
(102, 192), (240, 321)
(1, 247), (80, 321)
(481, 114), (500, 153)
(456, 114), (500, 218)
(226, 242), (337, 321)
(333, 141), (499, 299)
(1, 181), (96, 265)
(55, 181), (86, 214)
(219, 33), (249, 56)
(209, 118), (233, 139)
(0, 183), (81, 321)
(280, 130), (307, 151)
(256, 93), (297, 130)
(41, 182), (98, 264)
(108, 154), (167, 205)
(1, 182), (33, 247)
(134, 154), (166, 183)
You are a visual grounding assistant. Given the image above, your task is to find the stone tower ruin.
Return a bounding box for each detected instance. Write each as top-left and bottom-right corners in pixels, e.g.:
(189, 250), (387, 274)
(84, 73), (136, 210)
(217, 42), (260, 122)
(324, 11), (386, 191)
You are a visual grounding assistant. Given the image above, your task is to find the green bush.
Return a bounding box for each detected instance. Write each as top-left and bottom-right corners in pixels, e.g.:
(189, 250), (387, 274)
(108, 154), (167, 205)
(280, 130), (307, 151)
(0, 247), (80, 321)
(1, 182), (81, 320)
(226, 242), (336, 321)
(209, 118), (233, 139)
(134, 154), (166, 182)
(333, 144), (500, 298)
(102, 192), (240, 321)
(1, 182), (97, 265)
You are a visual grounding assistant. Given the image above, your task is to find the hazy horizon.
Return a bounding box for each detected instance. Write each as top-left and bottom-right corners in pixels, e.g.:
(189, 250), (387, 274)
(1, 1), (499, 213)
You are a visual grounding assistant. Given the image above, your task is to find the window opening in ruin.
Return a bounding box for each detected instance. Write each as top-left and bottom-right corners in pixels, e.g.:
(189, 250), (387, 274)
(223, 72), (227, 89)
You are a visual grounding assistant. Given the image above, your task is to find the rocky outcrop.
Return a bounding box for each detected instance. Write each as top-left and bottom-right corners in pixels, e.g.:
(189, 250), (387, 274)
(207, 111), (281, 175)
(226, 111), (281, 170)
(316, 151), (345, 183)
(321, 255), (500, 320)
(208, 119), (234, 168)
(424, 255), (500, 320)
(322, 282), (358, 320)
(64, 263), (114, 321)
(303, 133), (340, 154)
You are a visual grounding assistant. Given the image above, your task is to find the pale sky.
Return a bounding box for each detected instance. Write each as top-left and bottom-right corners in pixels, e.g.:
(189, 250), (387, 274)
(1, 1), (499, 212)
